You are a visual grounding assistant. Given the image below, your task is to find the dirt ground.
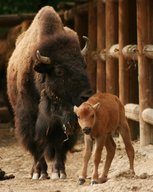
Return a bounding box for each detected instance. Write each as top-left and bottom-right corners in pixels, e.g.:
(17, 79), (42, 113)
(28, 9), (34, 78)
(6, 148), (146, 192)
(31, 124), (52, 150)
(1, 128), (153, 192)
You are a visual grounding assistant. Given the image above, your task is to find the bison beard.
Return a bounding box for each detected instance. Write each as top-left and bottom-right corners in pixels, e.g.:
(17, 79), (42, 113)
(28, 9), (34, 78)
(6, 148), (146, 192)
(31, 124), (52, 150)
(7, 6), (92, 180)
(34, 90), (79, 179)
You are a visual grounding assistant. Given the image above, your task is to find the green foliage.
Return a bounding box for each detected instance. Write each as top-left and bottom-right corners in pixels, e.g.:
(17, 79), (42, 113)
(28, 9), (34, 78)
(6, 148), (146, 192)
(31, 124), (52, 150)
(0, 0), (65, 14)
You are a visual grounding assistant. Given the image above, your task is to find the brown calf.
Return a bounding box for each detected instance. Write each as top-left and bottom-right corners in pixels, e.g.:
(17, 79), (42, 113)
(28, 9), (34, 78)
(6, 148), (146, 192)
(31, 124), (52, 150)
(73, 92), (135, 185)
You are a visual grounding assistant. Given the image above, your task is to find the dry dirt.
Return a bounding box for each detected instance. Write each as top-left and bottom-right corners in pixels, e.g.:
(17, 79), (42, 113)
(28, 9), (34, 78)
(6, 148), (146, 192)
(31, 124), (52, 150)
(1, 128), (153, 192)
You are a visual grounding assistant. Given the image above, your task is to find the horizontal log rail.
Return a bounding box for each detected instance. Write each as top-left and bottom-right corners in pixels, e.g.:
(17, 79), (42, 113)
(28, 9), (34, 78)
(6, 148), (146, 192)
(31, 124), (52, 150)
(142, 108), (153, 125)
(0, 13), (35, 27)
(124, 103), (139, 122)
(108, 44), (119, 59)
(122, 45), (138, 60)
(91, 44), (153, 62)
(143, 45), (153, 59)
(124, 104), (153, 126)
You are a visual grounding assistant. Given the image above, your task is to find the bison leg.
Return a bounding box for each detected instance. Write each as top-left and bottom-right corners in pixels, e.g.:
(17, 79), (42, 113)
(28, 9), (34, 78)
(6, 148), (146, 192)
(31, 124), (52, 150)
(91, 135), (106, 185)
(99, 135), (116, 183)
(119, 121), (135, 174)
(79, 135), (93, 185)
(31, 156), (48, 180)
(51, 146), (67, 180)
(51, 160), (66, 180)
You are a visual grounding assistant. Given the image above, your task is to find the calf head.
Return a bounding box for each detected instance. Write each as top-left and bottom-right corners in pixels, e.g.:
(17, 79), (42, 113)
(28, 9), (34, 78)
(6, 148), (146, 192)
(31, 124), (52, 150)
(73, 102), (100, 135)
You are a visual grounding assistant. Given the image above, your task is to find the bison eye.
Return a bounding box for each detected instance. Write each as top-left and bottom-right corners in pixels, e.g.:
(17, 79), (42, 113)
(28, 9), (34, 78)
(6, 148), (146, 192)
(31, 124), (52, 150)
(55, 68), (64, 76)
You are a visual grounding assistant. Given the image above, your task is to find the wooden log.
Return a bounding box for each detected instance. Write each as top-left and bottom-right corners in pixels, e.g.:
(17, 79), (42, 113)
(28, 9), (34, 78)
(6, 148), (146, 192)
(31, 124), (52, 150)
(122, 45), (138, 60)
(108, 44), (119, 59)
(96, 0), (106, 92)
(137, 0), (153, 146)
(0, 13), (35, 27)
(105, 0), (118, 95)
(119, 0), (137, 108)
(119, 0), (138, 140)
(99, 49), (106, 61)
(74, 12), (88, 48)
(87, 0), (97, 93)
(143, 45), (153, 60)
(124, 104), (139, 122)
(142, 108), (153, 125)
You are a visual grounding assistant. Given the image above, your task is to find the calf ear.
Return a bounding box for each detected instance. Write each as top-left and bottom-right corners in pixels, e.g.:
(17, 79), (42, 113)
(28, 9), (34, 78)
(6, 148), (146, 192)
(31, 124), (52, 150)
(73, 106), (78, 113)
(93, 102), (100, 110)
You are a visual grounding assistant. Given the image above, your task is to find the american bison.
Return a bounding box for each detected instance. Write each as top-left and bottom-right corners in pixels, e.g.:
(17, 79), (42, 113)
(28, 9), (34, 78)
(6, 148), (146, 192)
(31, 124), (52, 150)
(73, 92), (135, 184)
(7, 6), (92, 180)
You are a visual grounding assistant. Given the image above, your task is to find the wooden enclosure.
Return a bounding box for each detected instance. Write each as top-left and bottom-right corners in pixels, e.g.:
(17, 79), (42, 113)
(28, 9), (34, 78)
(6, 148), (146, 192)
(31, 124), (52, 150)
(0, 0), (153, 147)
(61, 0), (153, 147)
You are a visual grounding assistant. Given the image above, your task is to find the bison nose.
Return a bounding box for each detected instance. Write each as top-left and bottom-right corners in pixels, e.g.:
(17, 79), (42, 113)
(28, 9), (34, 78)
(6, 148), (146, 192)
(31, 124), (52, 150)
(83, 127), (91, 135)
(80, 89), (93, 102)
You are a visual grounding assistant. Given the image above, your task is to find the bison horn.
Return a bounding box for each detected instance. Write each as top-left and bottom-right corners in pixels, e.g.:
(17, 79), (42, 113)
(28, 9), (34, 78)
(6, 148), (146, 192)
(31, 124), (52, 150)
(36, 50), (51, 64)
(81, 36), (90, 56)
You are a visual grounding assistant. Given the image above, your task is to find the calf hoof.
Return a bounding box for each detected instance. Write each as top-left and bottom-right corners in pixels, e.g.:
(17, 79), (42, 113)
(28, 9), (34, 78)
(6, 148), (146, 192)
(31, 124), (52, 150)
(78, 178), (85, 185)
(99, 176), (108, 183)
(32, 173), (39, 180)
(91, 180), (98, 185)
(51, 172), (59, 180)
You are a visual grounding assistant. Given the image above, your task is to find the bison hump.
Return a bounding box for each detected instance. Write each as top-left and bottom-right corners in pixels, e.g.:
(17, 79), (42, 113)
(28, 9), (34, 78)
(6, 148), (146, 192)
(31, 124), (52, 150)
(33, 6), (63, 36)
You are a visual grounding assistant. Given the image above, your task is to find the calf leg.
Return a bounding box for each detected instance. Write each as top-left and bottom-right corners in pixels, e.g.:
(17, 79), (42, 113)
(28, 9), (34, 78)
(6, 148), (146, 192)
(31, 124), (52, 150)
(99, 135), (116, 183)
(91, 135), (106, 185)
(119, 121), (135, 174)
(79, 135), (93, 185)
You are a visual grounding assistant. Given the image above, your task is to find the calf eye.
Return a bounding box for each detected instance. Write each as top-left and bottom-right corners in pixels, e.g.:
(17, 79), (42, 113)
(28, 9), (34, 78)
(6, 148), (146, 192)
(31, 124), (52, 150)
(55, 68), (64, 76)
(77, 115), (80, 119)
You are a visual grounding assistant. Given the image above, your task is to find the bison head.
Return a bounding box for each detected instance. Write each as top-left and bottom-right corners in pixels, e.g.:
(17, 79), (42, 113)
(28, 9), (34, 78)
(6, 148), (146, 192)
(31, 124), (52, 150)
(33, 27), (92, 106)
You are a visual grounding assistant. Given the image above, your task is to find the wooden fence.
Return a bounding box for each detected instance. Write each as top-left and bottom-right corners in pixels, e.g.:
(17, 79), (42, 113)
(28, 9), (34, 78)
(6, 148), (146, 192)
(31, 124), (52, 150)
(62, 0), (153, 147)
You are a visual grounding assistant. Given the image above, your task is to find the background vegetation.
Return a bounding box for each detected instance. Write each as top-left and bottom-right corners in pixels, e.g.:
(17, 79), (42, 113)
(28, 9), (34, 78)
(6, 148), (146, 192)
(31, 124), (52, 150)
(0, 0), (69, 14)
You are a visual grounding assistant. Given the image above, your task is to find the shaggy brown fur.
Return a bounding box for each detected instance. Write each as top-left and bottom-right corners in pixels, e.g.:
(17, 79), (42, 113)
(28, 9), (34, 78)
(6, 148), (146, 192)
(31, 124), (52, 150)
(7, 6), (91, 180)
(74, 92), (135, 185)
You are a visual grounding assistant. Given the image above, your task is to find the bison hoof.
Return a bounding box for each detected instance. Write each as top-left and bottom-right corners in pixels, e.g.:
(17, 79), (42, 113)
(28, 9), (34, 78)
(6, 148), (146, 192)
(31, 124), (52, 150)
(78, 178), (85, 185)
(32, 173), (39, 180)
(51, 172), (59, 180)
(60, 172), (66, 179)
(91, 180), (98, 185)
(39, 173), (49, 180)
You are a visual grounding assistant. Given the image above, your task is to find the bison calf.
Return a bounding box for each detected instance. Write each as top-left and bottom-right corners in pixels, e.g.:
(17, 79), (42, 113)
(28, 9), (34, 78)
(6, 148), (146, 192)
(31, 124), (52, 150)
(73, 92), (135, 185)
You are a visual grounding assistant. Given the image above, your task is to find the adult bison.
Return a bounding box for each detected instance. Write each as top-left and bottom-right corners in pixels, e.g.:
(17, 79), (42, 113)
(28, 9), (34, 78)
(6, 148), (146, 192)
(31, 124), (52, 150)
(7, 6), (92, 180)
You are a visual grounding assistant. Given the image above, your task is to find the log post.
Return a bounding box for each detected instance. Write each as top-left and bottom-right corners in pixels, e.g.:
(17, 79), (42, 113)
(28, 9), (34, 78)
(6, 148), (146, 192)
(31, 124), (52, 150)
(137, 0), (153, 146)
(105, 0), (118, 95)
(74, 11), (88, 48)
(119, 0), (138, 140)
(96, 0), (106, 93)
(87, 0), (97, 93)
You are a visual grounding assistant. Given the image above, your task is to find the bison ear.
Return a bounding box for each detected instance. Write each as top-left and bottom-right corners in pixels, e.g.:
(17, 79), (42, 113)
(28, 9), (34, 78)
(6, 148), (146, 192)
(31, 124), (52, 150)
(73, 106), (78, 114)
(33, 50), (52, 73)
(93, 102), (100, 110)
(33, 63), (52, 73)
